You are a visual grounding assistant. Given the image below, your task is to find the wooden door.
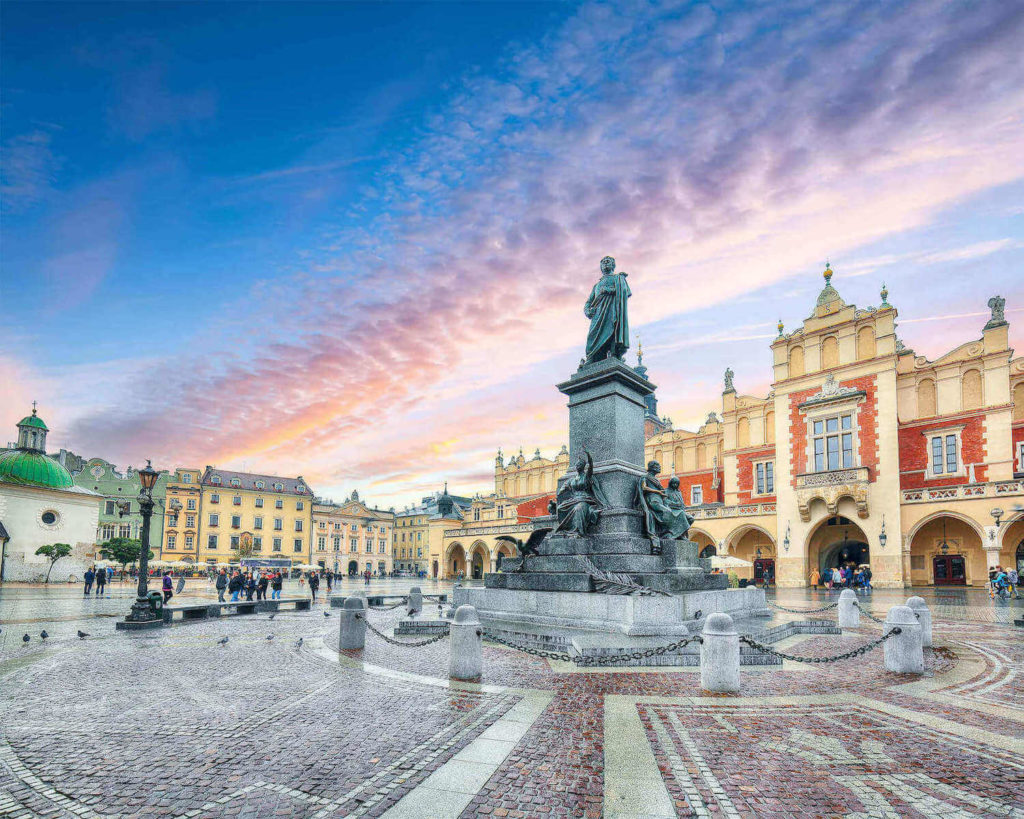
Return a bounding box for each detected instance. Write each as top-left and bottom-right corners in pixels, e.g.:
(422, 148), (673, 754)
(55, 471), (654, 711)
(933, 555), (966, 585)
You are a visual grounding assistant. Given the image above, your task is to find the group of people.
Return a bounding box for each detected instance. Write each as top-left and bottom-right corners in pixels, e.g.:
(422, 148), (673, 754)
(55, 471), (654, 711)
(213, 569), (287, 602)
(82, 565), (114, 596)
(989, 566), (1021, 599)
(810, 564), (872, 590)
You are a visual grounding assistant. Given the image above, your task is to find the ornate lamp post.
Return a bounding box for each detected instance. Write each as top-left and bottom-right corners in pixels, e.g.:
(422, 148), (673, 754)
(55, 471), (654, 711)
(116, 460), (163, 630)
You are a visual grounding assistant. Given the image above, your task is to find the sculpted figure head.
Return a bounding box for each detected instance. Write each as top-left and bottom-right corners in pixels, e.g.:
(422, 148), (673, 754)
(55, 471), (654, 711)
(575, 455), (588, 474)
(600, 256), (616, 275)
(647, 460), (661, 476)
(668, 476), (680, 490)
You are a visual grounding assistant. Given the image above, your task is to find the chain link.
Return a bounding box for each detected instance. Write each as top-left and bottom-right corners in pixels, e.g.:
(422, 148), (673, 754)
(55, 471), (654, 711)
(853, 602), (888, 624)
(739, 627), (901, 664)
(766, 600), (839, 614)
(482, 629), (703, 666)
(356, 614), (449, 647)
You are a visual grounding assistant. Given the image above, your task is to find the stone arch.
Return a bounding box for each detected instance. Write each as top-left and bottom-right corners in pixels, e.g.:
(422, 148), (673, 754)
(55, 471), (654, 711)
(699, 544), (716, 558)
(789, 345), (805, 377)
(917, 378), (936, 418)
(446, 541), (467, 579)
(347, 560), (359, 576)
(807, 514), (870, 579)
(736, 416), (750, 448)
(996, 510), (1024, 571)
(724, 523), (775, 554)
(961, 368), (983, 410)
(764, 410), (775, 444)
(688, 527), (715, 555)
(907, 512), (987, 587)
(1013, 381), (1024, 421)
(821, 336), (839, 369)
(469, 541), (489, 579)
(495, 539), (516, 570)
(857, 326), (876, 360)
(727, 524), (776, 582)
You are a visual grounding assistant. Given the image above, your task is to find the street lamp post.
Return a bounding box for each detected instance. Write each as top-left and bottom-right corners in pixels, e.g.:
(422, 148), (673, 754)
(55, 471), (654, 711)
(116, 460), (163, 630)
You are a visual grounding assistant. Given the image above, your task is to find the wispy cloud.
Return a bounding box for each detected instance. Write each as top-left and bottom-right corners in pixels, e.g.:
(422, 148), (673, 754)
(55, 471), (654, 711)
(1, 129), (61, 210)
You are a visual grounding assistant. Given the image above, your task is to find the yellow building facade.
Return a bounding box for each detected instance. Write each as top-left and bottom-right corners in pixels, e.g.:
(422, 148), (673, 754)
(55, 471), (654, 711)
(312, 492), (394, 576)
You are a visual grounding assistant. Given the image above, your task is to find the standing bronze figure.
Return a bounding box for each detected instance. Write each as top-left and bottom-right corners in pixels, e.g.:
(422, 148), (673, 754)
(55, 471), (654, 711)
(584, 256), (631, 364)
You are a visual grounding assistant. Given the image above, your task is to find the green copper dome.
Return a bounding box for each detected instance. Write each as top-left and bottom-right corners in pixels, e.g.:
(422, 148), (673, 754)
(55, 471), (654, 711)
(17, 413), (48, 431)
(0, 449), (74, 489)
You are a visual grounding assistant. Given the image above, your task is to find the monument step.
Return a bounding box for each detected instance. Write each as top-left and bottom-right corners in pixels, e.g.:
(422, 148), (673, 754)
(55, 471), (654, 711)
(539, 534), (657, 556)
(525, 554), (666, 573)
(485, 572), (593, 592)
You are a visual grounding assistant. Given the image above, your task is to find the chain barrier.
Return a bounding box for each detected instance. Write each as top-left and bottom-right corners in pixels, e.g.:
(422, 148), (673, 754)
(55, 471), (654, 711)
(356, 614), (449, 647)
(766, 600), (839, 614)
(853, 602), (888, 624)
(739, 627), (901, 664)
(482, 629), (703, 667)
(368, 598), (408, 611)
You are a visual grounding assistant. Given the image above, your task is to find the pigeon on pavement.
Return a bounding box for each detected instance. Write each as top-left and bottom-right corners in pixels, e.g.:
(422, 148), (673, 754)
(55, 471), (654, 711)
(217, 636), (229, 645)
(266, 634), (274, 641)
(40, 630), (49, 640)
(268, 613), (276, 620)
(323, 611), (331, 617)
(22, 634), (30, 643)
(77, 630), (89, 639)
(294, 637), (303, 649)
(693, 609), (703, 621)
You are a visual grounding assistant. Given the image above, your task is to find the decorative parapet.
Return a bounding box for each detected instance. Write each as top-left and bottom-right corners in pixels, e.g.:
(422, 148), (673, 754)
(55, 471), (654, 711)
(690, 503), (776, 520)
(443, 523), (533, 538)
(901, 480), (1023, 504)
(794, 466), (870, 521)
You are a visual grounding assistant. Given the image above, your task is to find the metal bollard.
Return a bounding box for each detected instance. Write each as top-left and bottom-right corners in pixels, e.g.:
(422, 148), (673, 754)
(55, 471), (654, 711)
(700, 613), (740, 693)
(906, 596), (932, 648)
(339, 596), (367, 650)
(883, 605), (923, 674)
(408, 586), (423, 615)
(837, 588), (860, 628)
(449, 605), (482, 681)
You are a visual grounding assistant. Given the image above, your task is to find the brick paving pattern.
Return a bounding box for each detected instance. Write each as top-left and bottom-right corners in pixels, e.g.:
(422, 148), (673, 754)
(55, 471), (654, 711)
(1, 581), (1021, 817)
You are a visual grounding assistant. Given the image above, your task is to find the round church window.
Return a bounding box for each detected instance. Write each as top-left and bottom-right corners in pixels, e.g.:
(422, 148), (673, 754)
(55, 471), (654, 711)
(41, 510), (59, 525)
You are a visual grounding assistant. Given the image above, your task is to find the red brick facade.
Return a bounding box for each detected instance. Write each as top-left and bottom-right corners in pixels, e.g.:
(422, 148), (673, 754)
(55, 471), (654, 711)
(517, 494), (555, 522)
(736, 447), (777, 502)
(788, 375), (879, 487)
(658, 470), (721, 504)
(1013, 422), (1024, 474)
(898, 412), (988, 489)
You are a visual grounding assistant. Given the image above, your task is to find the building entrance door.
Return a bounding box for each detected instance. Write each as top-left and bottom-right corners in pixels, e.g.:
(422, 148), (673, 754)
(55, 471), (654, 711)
(347, 560), (358, 576)
(933, 555), (966, 585)
(471, 552), (484, 579)
(754, 558), (775, 584)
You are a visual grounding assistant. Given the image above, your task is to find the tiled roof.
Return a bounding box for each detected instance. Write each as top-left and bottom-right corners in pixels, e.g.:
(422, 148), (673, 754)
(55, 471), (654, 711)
(201, 467), (312, 495)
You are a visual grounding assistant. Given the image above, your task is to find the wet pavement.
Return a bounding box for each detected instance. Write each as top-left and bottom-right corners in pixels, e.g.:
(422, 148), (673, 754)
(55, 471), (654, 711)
(1, 581), (1021, 817)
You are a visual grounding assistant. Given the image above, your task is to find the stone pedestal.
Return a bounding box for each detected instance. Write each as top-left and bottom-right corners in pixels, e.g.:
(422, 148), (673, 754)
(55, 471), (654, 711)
(408, 586), (423, 615)
(701, 613), (740, 693)
(837, 589), (859, 628)
(883, 605), (923, 674)
(449, 605), (483, 681)
(906, 596), (932, 648)
(339, 596), (367, 650)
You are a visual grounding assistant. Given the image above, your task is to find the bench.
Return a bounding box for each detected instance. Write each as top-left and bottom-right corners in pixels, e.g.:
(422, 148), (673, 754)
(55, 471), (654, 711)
(161, 597), (311, 624)
(330, 592), (448, 609)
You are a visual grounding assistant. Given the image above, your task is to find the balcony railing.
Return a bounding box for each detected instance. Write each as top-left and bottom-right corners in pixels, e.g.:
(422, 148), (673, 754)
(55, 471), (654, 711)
(795, 466), (870, 489)
(690, 502), (776, 520)
(901, 480), (1023, 503)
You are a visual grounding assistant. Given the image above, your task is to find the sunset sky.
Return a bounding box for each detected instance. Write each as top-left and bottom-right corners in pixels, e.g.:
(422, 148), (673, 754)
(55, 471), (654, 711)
(3, 0), (1023, 509)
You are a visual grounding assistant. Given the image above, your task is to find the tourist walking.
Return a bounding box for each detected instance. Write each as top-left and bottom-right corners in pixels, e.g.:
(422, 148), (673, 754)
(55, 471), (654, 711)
(326, 572), (333, 593)
(83, 566), (95, 596)
(94, 566), (107, 597)
(863, 566), (873, 590)
(810, 568), (820, 589)
(271, 571), (283, 600)
(364, 569), (371, 585)
(215, 569), (228, 602)
(1006, 567), (1021, 599)
(162, 572), (174, 604)
(228, 571), (243, 602)
(257, 572), (269, 601)
(245, 572), (256, 601)
(308, 571), (320, 602)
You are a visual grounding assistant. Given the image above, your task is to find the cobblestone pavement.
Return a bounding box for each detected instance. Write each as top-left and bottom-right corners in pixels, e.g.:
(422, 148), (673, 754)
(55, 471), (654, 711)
(1, 582), (1021, 818)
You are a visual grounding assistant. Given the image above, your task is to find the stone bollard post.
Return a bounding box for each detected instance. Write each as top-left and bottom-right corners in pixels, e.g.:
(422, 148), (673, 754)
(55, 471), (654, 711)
(700, 613), (740, 693)
(906, 596), (932, 648)
(339, 596), (367, 651)
(837, 588), (860, 628)
(449, 605), (483, 681)
(408, 586), (423, 615)
(883, 605), (923, 674)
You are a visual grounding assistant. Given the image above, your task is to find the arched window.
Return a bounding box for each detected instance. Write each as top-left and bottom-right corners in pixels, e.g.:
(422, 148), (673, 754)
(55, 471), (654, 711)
(765, 411), (775, 444)
(674, 446), (685, 471)
(918, 379), (936, 417)
(789, 345), (805, 377)
(962, 369), (983, 410)
(697, 443), (708, 470)
(857, 326), (876, 359)
(821, 336), (839, 369)
(1014, 382), (1024, 421)
(736, 416), (750, 448)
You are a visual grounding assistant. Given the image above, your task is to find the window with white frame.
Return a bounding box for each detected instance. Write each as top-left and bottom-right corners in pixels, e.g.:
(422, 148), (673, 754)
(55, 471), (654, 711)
(754, 461), (774, 495)
(183, 473), (193, 484)
(186, 498), (196, 510)
(253, 537), (262, 551)
(273, 538), (282, 552)
(255, 497), (264, 507)
(293, 538), (303, 552)
(167, 534), (176, 549)
(691, 485), (703, 505)
(925, 427), (964, 477)
(318, 537), (326, 550)
(812, 413), (855, 471)
(1017, 441), (1024, 474)
(186, 514), (195, 528)
(209, 513), (219, 527)
(185, 534), (194, 548)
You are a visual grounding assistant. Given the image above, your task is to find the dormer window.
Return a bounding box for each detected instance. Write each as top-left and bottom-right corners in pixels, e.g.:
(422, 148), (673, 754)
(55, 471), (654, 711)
(274, 482), (283, 491)
(230, 478), (240, 487)
(211, 475), (221, 485)
(255, 481), (265, 489)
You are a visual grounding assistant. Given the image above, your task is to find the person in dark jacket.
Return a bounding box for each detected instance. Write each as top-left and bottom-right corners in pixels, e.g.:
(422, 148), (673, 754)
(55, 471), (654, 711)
(228, 571), (244, 602)
(215, 569), (228, 602)
(271, 572), (283, 600)
(94, 566), (107, 597)
(308, 571), (320, 602)
(162, 572), (174, 603)
(256, 572), (269, 600)
(244, 572), (256, 601)
(83, 567), (95, 596)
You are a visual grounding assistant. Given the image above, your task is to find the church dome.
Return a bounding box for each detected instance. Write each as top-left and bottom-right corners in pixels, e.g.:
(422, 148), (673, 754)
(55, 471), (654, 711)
(17, 413), (48, 431)
(0, 449), (74, 489)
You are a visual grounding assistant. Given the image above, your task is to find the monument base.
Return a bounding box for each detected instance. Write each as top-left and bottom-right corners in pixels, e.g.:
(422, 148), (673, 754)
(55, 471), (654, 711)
(453, 585), (768, 638)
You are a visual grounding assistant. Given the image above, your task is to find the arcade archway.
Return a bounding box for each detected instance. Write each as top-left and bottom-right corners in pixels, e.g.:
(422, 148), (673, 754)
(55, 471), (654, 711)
(347, 560), (358, 576)
(727, 526), (776, 583)
(808, 516), (870, 579)
(907, 513), (986, 587)
(446, 542), (467, 579)
(470, 542), (489, 579)
(495, 540), (516, 570)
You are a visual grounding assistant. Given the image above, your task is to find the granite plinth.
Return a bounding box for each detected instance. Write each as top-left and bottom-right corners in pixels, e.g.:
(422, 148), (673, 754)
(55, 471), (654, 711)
(485, 570), (728, 593)
(455, 585), (768, 637)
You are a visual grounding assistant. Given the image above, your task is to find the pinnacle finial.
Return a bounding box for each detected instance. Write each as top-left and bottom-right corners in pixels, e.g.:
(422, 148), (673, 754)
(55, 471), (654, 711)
(777, 318), (784, 336)
(823, 261), (833, 283)
(880, 282), (889, 306)
(31, 400), (38, 415)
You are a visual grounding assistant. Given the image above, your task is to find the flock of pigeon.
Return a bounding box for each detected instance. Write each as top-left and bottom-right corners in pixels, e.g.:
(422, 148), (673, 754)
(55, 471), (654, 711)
(3, 607), (332, 650)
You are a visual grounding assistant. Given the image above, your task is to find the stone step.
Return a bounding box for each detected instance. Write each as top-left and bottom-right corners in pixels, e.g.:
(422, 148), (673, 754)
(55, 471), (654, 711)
(485, 572), (593, 592)
(540, 534), (657, 556)
(526, 554), (666, 573)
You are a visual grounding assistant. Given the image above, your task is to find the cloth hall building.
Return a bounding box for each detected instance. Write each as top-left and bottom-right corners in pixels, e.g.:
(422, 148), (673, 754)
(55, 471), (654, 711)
(487, 266), (1023, 589)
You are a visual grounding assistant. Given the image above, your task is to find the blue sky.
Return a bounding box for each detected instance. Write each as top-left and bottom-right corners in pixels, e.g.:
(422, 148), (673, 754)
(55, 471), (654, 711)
(3, 0), (1023, 507)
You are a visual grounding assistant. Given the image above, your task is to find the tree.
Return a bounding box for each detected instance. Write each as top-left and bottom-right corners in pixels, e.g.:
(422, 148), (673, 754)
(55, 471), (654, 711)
(98, 537), (153, 572)
(35, 543), (73, 584)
